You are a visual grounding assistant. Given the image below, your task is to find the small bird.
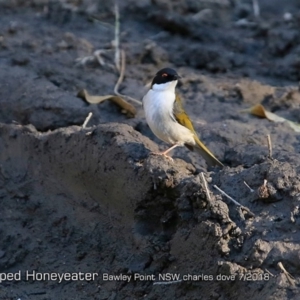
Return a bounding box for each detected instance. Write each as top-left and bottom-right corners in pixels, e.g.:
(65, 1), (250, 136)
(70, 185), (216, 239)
(142, 67), (223, 167)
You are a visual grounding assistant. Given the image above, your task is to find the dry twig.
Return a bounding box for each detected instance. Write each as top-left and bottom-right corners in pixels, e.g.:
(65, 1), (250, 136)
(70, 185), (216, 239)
(265, 269), (275, 277)
(243, 181), (254, 193)
(278, 262), (295, 286)
(113, 49), (125, 95)
(267, 134), (273, 159)
(76, 1), (141, 109)
(213, 185), (255, 217)
(82, 112), (93, 128)
(113, 49), (142, 106)
(111, 1), (141, 105)
(214, 185), (241, 206)
(75, 49), (115, 70)
(114, 2), (121, 72)
(200, 172), (212, 202)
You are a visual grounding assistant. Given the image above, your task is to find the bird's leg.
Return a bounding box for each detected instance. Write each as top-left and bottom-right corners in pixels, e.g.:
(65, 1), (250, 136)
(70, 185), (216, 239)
(151, 144), (180, 161)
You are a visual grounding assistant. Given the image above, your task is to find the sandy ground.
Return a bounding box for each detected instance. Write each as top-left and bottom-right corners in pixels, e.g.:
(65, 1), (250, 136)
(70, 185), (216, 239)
(1, 0), (300, 299)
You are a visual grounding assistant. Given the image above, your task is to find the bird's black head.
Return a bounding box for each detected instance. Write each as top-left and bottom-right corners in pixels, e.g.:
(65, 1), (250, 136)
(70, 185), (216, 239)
(151, 68), (180, 87)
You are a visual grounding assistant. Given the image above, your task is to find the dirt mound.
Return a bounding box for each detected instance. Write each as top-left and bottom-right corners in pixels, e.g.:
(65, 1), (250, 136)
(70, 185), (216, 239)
(1, 122), (300, 299)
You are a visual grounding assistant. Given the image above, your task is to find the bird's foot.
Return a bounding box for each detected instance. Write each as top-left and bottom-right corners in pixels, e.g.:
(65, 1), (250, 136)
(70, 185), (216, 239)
(150, 151), (173, 162)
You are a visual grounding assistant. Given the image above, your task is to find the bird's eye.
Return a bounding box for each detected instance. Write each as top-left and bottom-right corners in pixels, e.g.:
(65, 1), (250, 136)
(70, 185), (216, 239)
(162, 73), (168, 77)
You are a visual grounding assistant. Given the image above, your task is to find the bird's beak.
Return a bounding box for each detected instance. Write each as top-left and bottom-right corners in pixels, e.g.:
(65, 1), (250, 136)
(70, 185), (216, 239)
(175, 74), (181, 79)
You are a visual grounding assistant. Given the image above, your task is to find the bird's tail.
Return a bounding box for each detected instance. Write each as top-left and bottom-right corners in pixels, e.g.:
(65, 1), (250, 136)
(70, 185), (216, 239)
(192, 136), (224, 167)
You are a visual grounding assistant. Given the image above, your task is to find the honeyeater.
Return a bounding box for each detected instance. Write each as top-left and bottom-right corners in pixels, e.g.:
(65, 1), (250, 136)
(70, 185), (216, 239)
(142, 67), (223, 167)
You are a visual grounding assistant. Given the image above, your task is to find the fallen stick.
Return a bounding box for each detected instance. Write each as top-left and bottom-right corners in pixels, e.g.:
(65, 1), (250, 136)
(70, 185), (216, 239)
(278, 262), (295, 286)
(243, 181), (254, 193)
(113, 49), (142, 106)
(114, 2), (121, 72)
(265, 268), (274, 277)
(200, 172), (212, 202)
(213, 185), (255, 218)
(267, 134), (273, 159)
(82, 112), (93, 128)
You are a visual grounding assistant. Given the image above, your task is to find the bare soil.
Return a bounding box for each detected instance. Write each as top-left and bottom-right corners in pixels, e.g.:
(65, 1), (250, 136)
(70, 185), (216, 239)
(1, 0), (300, 299)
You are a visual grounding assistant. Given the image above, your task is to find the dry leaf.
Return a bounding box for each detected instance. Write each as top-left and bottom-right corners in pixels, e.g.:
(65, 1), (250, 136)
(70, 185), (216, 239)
(77, 89), (136, 118)
(242, 104), (300, 132)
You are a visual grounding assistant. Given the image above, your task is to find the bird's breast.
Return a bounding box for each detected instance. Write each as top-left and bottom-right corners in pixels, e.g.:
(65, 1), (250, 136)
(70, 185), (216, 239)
(143, 90), (195, 145)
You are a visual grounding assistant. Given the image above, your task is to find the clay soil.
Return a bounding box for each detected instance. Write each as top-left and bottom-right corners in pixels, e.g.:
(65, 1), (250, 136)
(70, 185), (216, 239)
(1, 0), (300, 299)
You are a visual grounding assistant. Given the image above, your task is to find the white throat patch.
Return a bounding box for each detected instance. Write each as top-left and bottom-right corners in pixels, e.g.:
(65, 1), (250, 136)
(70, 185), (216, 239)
(152, 80), (178, 92)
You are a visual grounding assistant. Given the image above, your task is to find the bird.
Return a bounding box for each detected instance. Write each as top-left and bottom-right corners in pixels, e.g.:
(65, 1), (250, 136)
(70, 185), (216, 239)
(142, 67), (223, 167)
